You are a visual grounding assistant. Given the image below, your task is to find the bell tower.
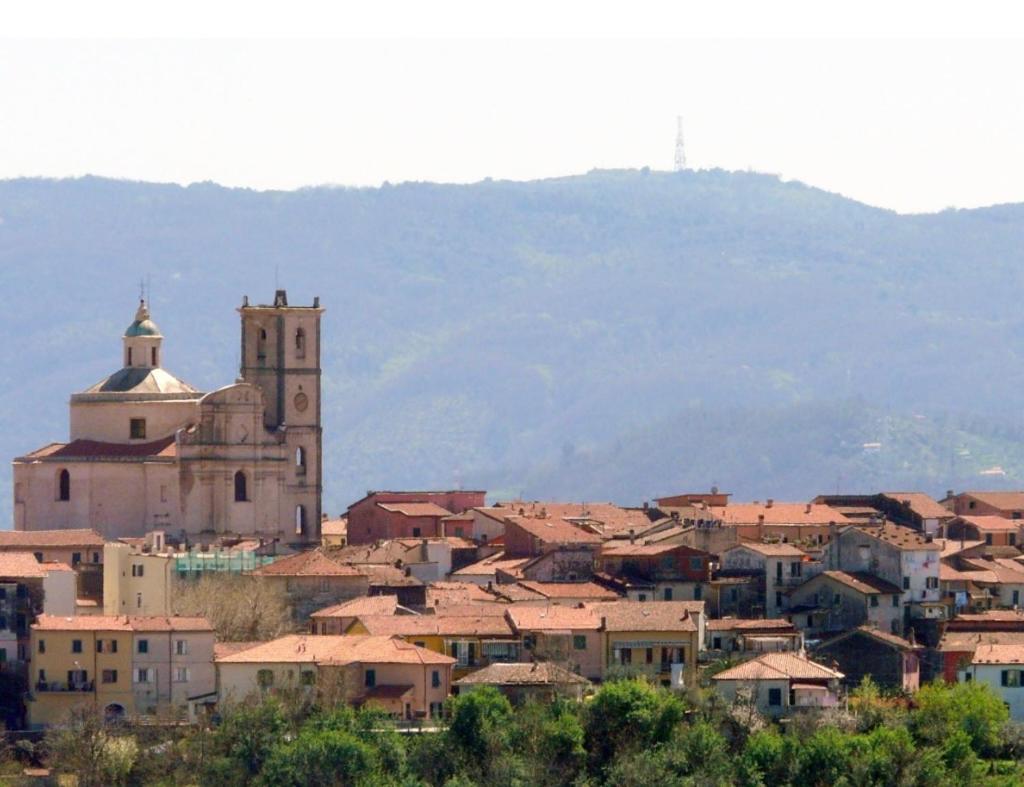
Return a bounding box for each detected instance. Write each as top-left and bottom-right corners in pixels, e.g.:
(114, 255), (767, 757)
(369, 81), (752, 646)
(238, 289), (324, 543)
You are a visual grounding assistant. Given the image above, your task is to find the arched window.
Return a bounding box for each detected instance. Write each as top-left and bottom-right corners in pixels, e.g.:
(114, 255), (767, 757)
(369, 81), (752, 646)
(126, 347), (133, 366)
(295, 505), (307, 535)
(256, 328), (267, 362)
(234, 471), (248, 502)
(295, 446), (306, 475)
(58, 469), (70, 502)
(295, 328), (306, 359)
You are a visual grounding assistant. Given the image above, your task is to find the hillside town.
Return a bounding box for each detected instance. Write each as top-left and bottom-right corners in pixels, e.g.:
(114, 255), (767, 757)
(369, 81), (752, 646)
(4, 294), (1024, 742)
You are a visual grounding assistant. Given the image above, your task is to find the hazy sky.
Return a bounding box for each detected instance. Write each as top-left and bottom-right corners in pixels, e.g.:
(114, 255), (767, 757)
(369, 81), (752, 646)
(2, 3), (1023, 213)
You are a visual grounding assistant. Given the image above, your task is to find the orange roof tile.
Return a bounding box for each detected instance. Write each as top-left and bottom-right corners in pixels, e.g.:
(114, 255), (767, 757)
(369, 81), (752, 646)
(728, 541), (808, 557)
(589, 600), (698, 633)
(0, 529), (105, 548)
(710, 503), (851, 526)
(33, 614), (212, 632)
(450, 552), (531, 579)
(252, 549), (366, 577)
(517, 581), (620, 601)
(310, 596), (405, 619)
(0, 552), (49, 578)
(973, 643), (1024, 665)
(506, 605), (601, 631)
(955, 515), (1022, 532)
(18, 436), (177, 461)
(351, 614), (514, 638)
(816, 570), (902, 596)
(377, 502), (454, 518)
(454, 661), (591, 686)
(707, 618), (798, 632)
(713, 652), (843, 682)
(880, 492), (952, 520)
(216, 634), (455, 665)
(859, 522), (941, 551)
(958, 492), (1024, 511)
(506, 516), (603, 545)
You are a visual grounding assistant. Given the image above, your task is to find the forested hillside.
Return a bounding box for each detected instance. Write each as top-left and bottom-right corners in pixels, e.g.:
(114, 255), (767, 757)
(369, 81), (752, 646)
(2, 169), (1024, 519)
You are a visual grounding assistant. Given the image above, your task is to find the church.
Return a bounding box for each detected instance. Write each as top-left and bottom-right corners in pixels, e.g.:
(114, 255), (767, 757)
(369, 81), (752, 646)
(12, 290), (323, 546)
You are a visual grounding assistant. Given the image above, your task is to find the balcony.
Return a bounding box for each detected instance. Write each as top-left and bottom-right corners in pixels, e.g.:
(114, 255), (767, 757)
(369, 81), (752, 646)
(35, 680), (94, 693)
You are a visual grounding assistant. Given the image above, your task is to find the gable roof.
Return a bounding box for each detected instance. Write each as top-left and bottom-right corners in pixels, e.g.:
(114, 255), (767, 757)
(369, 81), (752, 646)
(815, 570), (902, 596)
(937, 630), (1024, 652)
(973, 643), (1024, 665)
(377, 502), (454, 518)
(710, 503), (851, 526)
(454, 661), (591, 687)
(590, 600), (698, 632)
(18, 436), (178, 461)
(216, 634), (455, 665)
(310, 596), (407, 619)
(0, 552), (49, 578)
(351, 614), (514, 638)
(879, 492), (952, 520)
(706, 618), (799, 632)
(955, 515), (1022, 532)
(517, 581), (620, 601)
(505, 605), (601, 632)
(712, 652), (844, 682)
(957, 492), (1024, 512)
(600, 541), (706, 558)
(858, 523), (941, 552)
(818, 626), (920, 652)
(252, 549), (366, 577)
(727, 541), (808, 558)
(505, 516), (603, 546)
(450, 552), (532, 580)
(33, 614), (212, 632)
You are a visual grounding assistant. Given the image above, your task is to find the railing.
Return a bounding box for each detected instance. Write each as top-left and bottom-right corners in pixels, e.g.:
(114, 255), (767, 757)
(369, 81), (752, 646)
(36, 681), (94, 693)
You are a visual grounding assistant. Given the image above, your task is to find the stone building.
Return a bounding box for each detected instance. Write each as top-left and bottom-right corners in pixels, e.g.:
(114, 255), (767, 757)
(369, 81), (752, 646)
(12, 291), (323, 546)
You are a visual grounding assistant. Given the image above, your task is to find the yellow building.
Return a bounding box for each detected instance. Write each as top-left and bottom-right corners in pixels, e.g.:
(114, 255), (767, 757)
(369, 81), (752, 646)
(103, 540), (176, 616)
(592, 601), (701, 689)
(28, 614), (215, 727)
(343, 612), (518, 679)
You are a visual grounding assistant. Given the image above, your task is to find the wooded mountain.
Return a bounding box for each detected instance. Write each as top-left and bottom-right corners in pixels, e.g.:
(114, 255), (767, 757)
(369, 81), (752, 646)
(3, 169), (1024, 521)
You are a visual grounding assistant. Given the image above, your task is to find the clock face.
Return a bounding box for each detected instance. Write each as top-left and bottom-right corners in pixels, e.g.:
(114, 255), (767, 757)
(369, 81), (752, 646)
(294, 392), (309, 413)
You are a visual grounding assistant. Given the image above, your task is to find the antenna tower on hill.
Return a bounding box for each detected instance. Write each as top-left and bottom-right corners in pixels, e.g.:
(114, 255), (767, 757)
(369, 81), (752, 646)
(674, 116), (687, 172)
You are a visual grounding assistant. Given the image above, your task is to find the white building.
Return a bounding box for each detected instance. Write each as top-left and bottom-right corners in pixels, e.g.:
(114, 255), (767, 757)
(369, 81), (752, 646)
(962, 643), (1024, 720)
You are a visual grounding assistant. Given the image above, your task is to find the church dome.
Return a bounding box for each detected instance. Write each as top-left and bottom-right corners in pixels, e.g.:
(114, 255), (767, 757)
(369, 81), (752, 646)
(124, 300), (162, 338)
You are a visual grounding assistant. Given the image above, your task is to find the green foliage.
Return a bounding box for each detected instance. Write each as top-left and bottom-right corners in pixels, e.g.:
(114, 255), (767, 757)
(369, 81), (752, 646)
(584, 678), (686, 773)
(911, 681), (1009, 757)
(259, 728), (375, 787)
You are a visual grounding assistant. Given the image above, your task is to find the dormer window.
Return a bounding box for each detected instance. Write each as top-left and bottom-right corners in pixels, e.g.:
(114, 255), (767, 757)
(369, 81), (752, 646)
(130, 419), (146, 440)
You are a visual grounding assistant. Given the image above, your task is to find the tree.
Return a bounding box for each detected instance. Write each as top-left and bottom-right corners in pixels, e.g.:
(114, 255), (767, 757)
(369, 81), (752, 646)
(173, 574), (293, 642)
(201, 697), (289, 783)
(911, 681), (1009, 757)
(44, 706), (138, 787)
(584, 678), (685, 774)
(259, 728), (375, 787)
(445, 686), (515, 765)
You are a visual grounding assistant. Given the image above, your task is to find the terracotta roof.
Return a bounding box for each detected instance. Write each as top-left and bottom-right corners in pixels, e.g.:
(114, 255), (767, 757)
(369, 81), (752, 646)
(973, 643), (1024, 665)
(713, 652), (844, 682)
(710, 503), (851, 526)
(454, 661), (591, 686)
(495, 501), (652, 537)
(0, 552), (50, 578)
(424, 603), (508, 617)
(590, 600), (698, 632)
(506, 605), (601, 631)
(600, 542), (703, 557)
(491, 584), (546, 602)
(506, 516), (603, 545)
(961, 558), (1024, 584)
(819, 626), (920, 652)
(450, 552), (531, 580)
(18, 435), (177, 461)
(33, 614), (212, 632)
(952, 610), (1024, 623)
(216, 634), (455, 665)
(859, 523), (941, 552)
(727, 541), (808, 558)
(426, 581), (501, 606)
(938, 631), (1024, 652)
(880, 492), (952, 520)
(955, 515), (1022, 532)
(377, 502), (454, 518)
(310, 596), (405, 619)
(939, 565), (999, 583)
(214, 642), (263, 659)
(937, 538), (986, 558)
(0, 529), (105, 548)
(252, 550), (366, 577)
(818, 570), (902, 596)
(957, 492), (1024, 511)
(707, 618), (798, 632)
(350, 614), (514, 638)
(517, 581), (620, 601)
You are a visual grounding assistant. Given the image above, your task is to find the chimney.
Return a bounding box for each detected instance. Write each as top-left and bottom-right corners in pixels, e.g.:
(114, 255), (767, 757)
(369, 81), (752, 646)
(757, 514), (765, 526)
(629, 529), (636, 545)
(766, 499), (774, 508)
(946, 489), (954, 500)
(642, 502), (649, 512)
(805, 503), (812, 514)
(711, 485), (719, 495)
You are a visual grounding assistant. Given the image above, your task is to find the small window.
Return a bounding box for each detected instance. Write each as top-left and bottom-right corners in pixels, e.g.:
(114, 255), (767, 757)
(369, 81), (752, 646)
(58, 469), (71, 502)
(234, 471), (248, 502)
(986, 534), (993, 546)
(1002, 669), (1021, 687)
(295, 446), (306, 475)
(365, 669), (376, 687)
(412, 527), (421, 538)
(175, 640), (189, 656)
(301, 671), (316, 686)
(130, 418), (146, 439)
(137, 639), (149, 654)
(638, 594), (647, 602)
(694, 585), (703, 601)
(111, 639), (118, 653)
(573, 635), (587, 650)
(72, 639), (82, 654)
(775, 592), (782, 608)
(136, 593), (142, 609)
(257, 669), (274, 688)
(295, 328), (306, 359)
(174, 668), (190, 682)
(768, 687), (783, 706)
(295, 505), (307, 536)
(132, 564), (145, 578)
(38, 639), (45, 654)
(134, 668), (152, 684)
(892, 595), (900, 608)
(689, 557), (703, 571)
(102, 669), (118, 684)
(431, 670), (440, 688)
(870, 595), (879, 607)
(1012, 534), (1018, 547)
(72, 552), (81, 566)
(663, 587), (673, 601)
(97, 640), (104, 653)
(92, 552), (100, 563)
(902, 577), (910, 590)
(127, 347), (133, 366)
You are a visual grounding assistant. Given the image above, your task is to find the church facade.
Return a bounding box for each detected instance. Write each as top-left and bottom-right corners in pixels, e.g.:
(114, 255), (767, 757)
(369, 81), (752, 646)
(12, 290), (323, 546)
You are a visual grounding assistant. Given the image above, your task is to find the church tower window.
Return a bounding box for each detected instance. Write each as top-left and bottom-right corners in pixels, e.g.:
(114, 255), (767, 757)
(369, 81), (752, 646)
(295, 505), (307, 535)
(151, 347), (158, 366)
(57, 469), (70, 502)
(234, 471), (248, 502)
(295, 328), (306, 359)
(295, 446), (306, 475)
